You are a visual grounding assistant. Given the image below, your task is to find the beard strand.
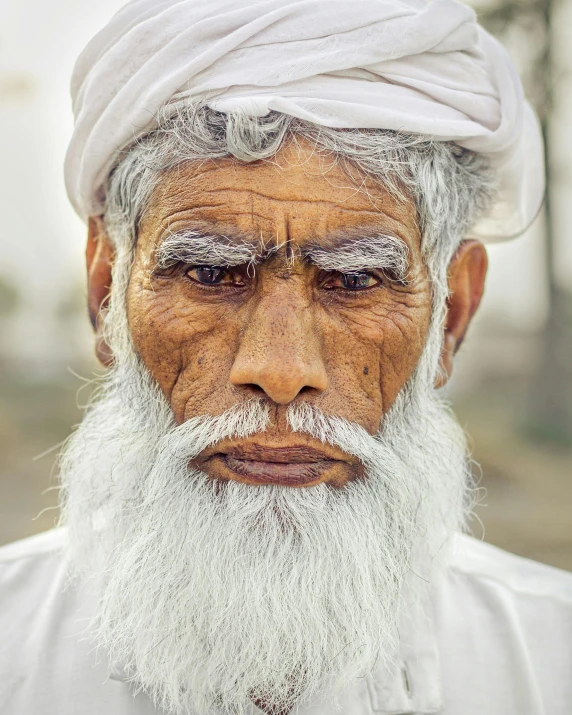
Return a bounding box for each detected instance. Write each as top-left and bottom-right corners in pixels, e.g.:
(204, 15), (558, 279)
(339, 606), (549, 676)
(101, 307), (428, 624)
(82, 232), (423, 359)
(58, 350), (473, 715)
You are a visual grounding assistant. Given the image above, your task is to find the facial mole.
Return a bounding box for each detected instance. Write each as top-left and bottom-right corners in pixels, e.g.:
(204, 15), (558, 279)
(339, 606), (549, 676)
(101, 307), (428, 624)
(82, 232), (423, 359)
(363, 366), (369, 375)
(198, 356), (204, 365)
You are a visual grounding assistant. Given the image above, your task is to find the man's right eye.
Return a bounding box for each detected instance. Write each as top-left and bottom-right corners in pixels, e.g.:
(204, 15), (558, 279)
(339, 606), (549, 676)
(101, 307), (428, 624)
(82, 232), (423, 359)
(185, 265), (246, 287)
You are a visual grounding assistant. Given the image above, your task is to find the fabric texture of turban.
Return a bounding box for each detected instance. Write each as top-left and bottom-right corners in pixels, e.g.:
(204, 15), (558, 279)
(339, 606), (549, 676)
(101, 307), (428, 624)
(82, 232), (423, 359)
(65, 0), (545, 242)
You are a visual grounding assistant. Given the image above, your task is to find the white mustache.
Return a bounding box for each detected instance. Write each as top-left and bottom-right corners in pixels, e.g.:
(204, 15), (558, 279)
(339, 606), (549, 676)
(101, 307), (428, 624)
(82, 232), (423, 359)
(159, 399), (392, 468)
(157, 398), (272, 461)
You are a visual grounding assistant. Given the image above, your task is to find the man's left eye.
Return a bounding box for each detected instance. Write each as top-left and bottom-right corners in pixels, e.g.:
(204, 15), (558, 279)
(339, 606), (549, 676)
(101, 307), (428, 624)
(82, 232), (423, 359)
(322, 272), (379, 291)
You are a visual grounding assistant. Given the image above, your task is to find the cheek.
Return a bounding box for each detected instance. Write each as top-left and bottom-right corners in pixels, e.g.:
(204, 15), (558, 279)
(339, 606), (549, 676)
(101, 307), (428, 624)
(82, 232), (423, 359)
(319, 332), (382, 433)
(127, 279), (240, 423)
(318, 299), (431, 433)
(377, 306), (430, 404)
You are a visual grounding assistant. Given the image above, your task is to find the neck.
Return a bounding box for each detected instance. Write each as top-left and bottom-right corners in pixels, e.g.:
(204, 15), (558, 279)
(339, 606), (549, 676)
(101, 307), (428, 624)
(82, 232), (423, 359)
(252, 697), (292, 715)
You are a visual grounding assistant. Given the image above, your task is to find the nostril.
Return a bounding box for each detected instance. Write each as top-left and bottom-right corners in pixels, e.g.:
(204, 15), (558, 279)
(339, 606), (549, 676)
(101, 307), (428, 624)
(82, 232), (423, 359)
(297, 385), (322, 397)
(235, 383), (268, 398)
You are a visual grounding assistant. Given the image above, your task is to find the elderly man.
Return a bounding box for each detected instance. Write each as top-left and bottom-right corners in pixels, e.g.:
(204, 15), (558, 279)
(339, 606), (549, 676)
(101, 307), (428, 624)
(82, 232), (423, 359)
(1, 0), (571, 713)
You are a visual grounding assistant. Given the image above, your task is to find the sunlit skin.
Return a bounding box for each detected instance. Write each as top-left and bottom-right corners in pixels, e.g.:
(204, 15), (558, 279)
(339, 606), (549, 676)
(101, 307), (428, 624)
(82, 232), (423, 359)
(86, 138), (487, 714)
(87, 138), (487, 495)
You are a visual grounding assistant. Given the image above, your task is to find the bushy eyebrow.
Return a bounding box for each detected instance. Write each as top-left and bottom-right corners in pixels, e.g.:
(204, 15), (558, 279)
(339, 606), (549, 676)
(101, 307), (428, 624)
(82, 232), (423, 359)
(155, 230), (258, 269)
(304, 233), (410, 283)
(154, 228), (411, 283)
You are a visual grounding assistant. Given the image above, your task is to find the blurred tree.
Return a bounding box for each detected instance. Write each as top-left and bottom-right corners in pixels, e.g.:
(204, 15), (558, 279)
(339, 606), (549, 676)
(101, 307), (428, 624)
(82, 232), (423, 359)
(0, 275), (19, 319)
(479, 0), (572, 445)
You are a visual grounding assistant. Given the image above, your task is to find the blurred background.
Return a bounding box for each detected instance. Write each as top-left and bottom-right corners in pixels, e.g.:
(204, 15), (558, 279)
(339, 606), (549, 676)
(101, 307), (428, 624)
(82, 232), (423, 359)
(1, 0), (571, 567)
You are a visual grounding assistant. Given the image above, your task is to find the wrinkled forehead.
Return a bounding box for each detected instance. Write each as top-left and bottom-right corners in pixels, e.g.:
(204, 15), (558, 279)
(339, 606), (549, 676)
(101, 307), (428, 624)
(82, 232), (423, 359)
(139, 138), (422, 257)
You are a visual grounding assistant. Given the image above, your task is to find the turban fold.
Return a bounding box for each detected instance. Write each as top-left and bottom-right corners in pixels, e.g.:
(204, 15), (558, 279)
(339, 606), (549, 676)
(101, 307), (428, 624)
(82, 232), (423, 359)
(65, 0), (545, 241)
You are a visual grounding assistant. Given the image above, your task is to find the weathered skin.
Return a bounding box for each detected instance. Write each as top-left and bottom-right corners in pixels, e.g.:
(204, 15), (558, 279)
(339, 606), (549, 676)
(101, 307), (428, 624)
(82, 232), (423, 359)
(86, 138), (487, 490)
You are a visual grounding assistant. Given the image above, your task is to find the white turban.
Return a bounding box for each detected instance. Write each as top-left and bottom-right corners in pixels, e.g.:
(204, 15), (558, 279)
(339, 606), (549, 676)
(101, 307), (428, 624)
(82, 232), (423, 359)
(65, 0), (545, 242)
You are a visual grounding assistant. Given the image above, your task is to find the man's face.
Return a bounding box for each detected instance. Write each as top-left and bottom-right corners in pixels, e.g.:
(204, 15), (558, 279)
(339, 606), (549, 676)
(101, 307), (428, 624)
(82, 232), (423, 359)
(73, 138), (488, 715)
(126, 139), (432, 489)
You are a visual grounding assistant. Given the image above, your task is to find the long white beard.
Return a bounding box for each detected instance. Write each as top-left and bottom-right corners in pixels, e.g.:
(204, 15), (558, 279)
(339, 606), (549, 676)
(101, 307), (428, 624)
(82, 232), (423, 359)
(59, 340), (473, 715)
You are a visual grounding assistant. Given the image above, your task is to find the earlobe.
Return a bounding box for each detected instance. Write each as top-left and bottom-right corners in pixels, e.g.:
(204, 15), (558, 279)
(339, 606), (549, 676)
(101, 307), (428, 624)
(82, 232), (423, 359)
(434, 240), (488, 389)
(86, 216), (115, 367)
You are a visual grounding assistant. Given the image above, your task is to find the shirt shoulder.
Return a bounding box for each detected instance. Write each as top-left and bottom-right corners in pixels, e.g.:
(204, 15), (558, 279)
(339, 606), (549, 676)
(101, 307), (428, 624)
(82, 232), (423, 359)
(0, 529), (155, 714)
(0, 528), (69, 635)
(0, 528), (66, 566)
(449, 533), (572, 604)
(434, 534), (572, 714)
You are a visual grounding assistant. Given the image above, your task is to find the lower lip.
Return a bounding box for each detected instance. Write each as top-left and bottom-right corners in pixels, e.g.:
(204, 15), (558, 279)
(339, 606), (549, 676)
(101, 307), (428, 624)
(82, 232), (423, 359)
(221, 455), (336, 486)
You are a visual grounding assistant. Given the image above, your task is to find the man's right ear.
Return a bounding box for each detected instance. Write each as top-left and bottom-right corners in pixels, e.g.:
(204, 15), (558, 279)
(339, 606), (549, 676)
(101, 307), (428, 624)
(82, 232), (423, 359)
(86, 216), (115, 367)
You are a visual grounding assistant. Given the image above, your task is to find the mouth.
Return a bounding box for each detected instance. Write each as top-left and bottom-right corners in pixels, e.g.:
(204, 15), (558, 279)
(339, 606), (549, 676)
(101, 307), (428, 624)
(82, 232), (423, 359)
(221, 446), (338, 486)
(196, 444), (355, 487)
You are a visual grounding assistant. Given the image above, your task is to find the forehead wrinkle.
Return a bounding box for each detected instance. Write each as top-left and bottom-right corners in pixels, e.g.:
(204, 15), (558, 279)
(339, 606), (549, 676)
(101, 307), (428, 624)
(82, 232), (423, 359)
(153, 203), (396, 245)
(197, 185), (376, 207)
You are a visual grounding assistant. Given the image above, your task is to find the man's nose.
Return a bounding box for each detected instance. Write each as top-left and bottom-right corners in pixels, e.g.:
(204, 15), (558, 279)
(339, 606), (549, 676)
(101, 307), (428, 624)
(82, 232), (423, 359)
(229, 294), (328, 405)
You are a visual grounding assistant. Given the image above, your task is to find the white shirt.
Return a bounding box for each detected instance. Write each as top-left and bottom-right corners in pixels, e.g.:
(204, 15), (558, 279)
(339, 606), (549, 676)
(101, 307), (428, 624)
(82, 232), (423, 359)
(1, 528), (571, 715)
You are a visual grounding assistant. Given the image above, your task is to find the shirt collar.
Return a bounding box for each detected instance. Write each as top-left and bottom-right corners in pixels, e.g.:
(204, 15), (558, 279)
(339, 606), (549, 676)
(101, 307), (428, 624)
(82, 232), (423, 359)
(366, 599), (443, 714)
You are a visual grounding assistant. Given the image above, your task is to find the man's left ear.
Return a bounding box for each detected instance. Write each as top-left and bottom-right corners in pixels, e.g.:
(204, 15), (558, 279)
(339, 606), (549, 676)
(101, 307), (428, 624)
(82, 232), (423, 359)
(434, 240), (488, 389)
